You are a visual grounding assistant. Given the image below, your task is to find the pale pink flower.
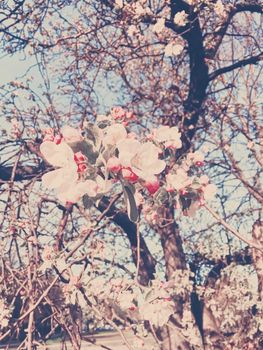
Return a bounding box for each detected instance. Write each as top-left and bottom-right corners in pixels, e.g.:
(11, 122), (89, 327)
(133, 2), (146, 16)
(202, 183), (217, 200)
(199, 175), (209, 185)
(186, 151), (204, 166)
(117, 140), (166, 180)
(144, 176), (160, 194)
(40, 141), (78, 192)
(61, 125), (83, 143)
(173, 10), (188, 26)
(121, 167), (139, 183)
(152, 18), (166, 33)
(103, 123), (127, 146)
(152, 125), (182, 149)
(63, 175), (112, 204)
(166, 169), (192, 191)
(139, 299), (174, 327)
(164, 43), (184, 57)
(95, 175), (113, 194)
(115, 0), (123, 8)
(214, 0), (225, 16)
(127, 25), (137, 37)
(106, 156), (122, 173)
(117, 139), (141, 167)
(40, 141), (101, 204)
(111, 107), (126, 120)
(118, 291), (135, 310)
(127, 131), (137, 139)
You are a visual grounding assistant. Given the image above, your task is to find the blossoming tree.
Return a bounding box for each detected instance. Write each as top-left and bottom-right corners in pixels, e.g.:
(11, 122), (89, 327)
(0, 0), (262, 349)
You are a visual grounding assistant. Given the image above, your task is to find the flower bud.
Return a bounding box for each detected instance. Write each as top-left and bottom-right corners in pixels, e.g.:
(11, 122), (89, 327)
(122, 167), (138, 183)
(144, 177), (160, 194)
(77, 163), (88, 173)
(106, 157), (122, 173)
(74, 151), (86, 164)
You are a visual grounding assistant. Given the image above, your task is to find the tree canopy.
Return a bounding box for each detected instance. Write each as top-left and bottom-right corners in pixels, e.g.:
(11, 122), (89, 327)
(0, 1), (262, 349)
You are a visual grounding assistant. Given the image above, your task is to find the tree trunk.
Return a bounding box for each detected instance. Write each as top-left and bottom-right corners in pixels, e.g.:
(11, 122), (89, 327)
(157, 205), (203, 350)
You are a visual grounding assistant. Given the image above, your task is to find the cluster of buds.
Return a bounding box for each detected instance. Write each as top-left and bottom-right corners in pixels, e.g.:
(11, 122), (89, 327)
(74, 151), (88, 173)
(107, 158), (160, 194)
(111, 106), (136, 125)
(10, 119), (22, 139)
(43, 127), (63, 144)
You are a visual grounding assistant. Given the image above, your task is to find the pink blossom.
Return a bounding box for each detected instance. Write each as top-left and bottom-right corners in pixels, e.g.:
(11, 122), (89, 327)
(106, 156), (122, 173)
(152, 18), (166, 34)
(74, 151), (86, 163)
(152, 125), (182, 149)
(40, 141), (78, 194)
(61, 125), (83, 143)
(122, 167), (139, 183)
(111, 106), (126, 120)
(144, 177), (160, 194)
(186, 151), (204, 166)
(202, 183), (217, 200)
(166, 169), (192, 192)
(77, 163), (88, 173)
(139, 299), (174, 327)
(56, 179), (99, 204)
(103, 123), (127, 146)
(117, 140), (166, 180)
(173, 10), (188, 26)
(199, 175), (209, 185)
(40, 141), (98, 204)
(164, 43), (184, 57)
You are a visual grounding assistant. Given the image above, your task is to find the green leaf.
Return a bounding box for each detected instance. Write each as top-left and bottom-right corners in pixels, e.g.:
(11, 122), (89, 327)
(122, 182), (139, 222)
(84, 122), (102, 150)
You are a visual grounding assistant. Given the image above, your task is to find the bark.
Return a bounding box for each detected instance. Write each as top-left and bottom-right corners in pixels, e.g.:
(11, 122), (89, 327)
(98, 197), (156, 285)
(252, 220), (263, 299)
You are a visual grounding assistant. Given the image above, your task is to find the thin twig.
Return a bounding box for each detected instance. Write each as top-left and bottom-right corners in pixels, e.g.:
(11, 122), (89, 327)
(204, 204), (263, 251)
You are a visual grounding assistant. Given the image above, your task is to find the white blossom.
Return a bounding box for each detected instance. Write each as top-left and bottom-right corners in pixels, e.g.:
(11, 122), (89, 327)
(173, 10), (188, 27)
(164, 42), (184, 56)
(152, 18), (166, 34)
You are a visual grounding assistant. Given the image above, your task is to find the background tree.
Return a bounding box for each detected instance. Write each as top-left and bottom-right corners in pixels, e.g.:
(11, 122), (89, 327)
(0, 0), (262, 349)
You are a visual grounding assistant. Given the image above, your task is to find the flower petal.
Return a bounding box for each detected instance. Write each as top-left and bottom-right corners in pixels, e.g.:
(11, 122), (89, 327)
(40, 141), (74, 167)
(42, 167), (78, 190)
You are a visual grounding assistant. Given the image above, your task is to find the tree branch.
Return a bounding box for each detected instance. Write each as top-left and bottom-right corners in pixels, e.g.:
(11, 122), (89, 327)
(209, 52), (263, 81)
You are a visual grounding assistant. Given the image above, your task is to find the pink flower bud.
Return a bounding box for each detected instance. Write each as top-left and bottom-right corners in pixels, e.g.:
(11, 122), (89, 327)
(43, 134), (54, 142)
(166, 186), (174, 193)
(77, 163), (88, 173)
(129, 306), (136, 311)
(144, 177), (160, 194)
(43, 127), (54, 135)
(179, 189), (187, 196)
(107, 157), (122, 173)
(54, 134), (63, 144)
(195, 161), (204, 167)
(122, 167), (138, 183)
(111, 106), (126, 120)
(74, 151), (86, 164)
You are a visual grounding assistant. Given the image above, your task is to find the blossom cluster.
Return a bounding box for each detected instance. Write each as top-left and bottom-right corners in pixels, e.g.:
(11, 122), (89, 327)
(40, 109), (216, 220)
(86, 274), (193, 328)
